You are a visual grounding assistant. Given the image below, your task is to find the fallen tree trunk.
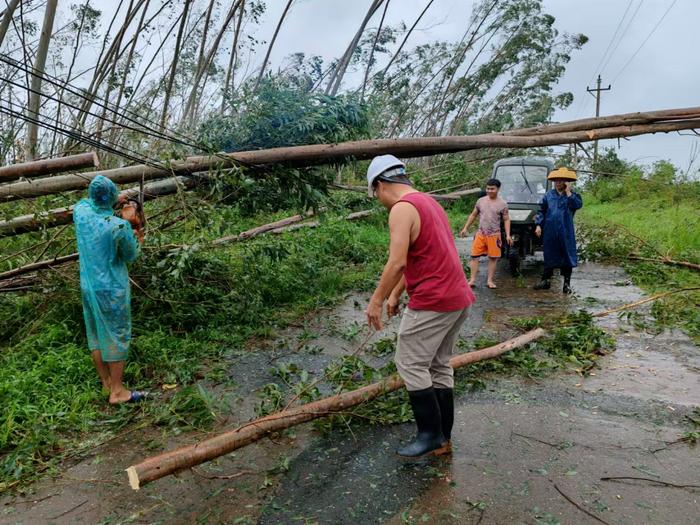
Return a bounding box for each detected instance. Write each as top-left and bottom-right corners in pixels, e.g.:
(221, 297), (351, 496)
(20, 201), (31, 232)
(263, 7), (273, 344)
(2, 109), (700, 202)
(126, 328), (546, 489)
(0, 208), (377, 283)
(503, 106), (700, 137)
(0, 253), (79, 281)
(0, 152), (99, 183)
(0, 185), (475, 239)
(0, 176), (196, 237)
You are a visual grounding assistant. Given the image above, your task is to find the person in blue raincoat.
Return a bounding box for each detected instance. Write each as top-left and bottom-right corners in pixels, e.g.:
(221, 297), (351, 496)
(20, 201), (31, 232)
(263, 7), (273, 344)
(533, 167), (583, 294)
(74, 175), (146, 404)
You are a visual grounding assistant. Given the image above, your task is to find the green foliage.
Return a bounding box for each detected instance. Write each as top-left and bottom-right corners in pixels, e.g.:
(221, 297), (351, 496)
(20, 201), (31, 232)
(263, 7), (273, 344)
(579, 175), (700, 341)
(371, 0), (587, 136)
(453, 311), (614, 394)
(206, 78), (370, 152)
(198, 76), (371, 214)
(0, 206), (389, 489)
(153, 384), (219, 432)
(539, 311), (615, 372)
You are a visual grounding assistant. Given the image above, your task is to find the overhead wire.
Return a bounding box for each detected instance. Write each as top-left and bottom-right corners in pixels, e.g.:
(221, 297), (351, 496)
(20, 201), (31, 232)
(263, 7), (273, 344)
(587, 0), (633, 86)
(573, 0), (638, 118)
(0, 53), (254, 169)
(0, 74), (181, 167)
(0, 53), (199, 150)
(598, 0), (645, 75)
(0, 100), (167, 169)
(610, 0), (678, 83)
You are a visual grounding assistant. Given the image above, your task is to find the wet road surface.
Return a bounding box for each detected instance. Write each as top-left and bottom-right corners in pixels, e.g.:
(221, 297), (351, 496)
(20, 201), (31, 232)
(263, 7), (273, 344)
(2, 240), (698, 524)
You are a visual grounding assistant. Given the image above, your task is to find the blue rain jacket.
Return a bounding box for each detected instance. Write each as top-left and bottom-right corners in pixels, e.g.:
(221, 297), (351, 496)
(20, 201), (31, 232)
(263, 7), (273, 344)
(74, 176), (140, 362)
(535, 189), (583, 269)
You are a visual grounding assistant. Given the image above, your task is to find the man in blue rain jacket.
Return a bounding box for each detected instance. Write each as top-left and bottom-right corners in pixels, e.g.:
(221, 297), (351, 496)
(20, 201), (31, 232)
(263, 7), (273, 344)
(533, 167), (583, 294)
(74, 175), (146, 404)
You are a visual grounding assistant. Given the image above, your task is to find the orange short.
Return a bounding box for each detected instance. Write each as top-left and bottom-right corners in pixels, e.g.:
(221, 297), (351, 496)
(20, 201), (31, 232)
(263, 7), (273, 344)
(471, 232), (502, 258)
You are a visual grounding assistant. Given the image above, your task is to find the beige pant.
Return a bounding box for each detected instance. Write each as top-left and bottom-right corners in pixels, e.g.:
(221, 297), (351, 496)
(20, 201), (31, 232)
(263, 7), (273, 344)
(395, 307), (470, 391)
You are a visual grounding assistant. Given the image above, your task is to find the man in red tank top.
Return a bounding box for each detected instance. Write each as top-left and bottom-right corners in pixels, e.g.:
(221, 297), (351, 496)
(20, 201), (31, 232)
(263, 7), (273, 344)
(365, 155), (476, 458)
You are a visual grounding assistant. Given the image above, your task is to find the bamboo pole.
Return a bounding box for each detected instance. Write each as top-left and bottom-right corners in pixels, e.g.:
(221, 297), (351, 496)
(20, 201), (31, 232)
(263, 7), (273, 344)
(2, 110), (700, 202)
(126, 328), (546, 490)
(0, 152), (99, 182)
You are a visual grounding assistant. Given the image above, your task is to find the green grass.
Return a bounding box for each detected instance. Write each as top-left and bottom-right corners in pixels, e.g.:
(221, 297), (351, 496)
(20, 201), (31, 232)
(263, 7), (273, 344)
(580, 196), (700, 262)
(578, 179), (700, 341)
(0, 199), (390, 490)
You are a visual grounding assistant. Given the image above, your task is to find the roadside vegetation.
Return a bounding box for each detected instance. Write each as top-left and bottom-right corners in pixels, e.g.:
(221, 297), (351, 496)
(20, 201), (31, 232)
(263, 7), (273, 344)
(578, 153), (700, 342)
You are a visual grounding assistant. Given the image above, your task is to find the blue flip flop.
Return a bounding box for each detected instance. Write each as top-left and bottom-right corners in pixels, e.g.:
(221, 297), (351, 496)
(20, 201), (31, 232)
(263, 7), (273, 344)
(127, 391), (149, 403)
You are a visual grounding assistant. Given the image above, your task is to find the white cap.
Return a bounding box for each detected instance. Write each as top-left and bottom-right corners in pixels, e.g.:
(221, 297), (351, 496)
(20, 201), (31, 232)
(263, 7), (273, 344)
(366, 154), (406, 197)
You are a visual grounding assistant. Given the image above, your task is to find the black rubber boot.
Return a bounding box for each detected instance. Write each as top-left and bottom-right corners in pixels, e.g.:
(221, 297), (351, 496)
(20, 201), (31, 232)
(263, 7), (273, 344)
(563, 278), (572, 295)
(533, 279), (551, 290)
(434, 388), (454, 455)
(397, 387), (446, 458)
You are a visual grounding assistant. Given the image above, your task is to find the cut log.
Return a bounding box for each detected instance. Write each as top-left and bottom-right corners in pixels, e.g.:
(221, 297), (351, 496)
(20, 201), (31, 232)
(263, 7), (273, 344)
(431, 188), (481, 201)
(2, 109), (700, 202)
(0, 152), (99, 183)
(0, 176), (196, 237)
(333, 184), (480, 202)
(125, 328), (545, 489)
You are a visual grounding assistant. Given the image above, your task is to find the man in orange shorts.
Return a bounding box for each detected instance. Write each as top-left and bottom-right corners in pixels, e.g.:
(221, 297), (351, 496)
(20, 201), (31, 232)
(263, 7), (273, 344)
(459, 179), (512, 288)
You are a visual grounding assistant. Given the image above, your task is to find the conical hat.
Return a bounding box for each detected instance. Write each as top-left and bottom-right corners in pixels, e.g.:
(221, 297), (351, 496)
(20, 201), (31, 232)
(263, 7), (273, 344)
(547, 167), (577, 181)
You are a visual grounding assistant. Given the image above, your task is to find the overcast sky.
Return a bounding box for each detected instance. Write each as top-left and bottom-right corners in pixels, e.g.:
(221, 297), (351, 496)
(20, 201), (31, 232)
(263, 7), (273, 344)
(250, 0), (699, 174)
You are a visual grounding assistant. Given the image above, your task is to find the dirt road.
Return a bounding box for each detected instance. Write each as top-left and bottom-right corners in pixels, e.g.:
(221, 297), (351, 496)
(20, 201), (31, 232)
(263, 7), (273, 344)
(2, 240), (698, 524)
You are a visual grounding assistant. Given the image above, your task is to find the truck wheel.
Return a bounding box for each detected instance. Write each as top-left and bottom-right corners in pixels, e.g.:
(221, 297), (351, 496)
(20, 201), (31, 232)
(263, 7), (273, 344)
(509, 253), (521, 276)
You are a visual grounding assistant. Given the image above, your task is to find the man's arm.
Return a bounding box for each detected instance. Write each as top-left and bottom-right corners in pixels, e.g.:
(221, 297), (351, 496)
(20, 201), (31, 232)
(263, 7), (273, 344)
(387, 275), (406, 318)
(366, 202), (416, 330)
(567, 186), (583, 211)
(503, 212), (513, 246)
(459, 206), (479, 237)
(534, 195), (548, 237)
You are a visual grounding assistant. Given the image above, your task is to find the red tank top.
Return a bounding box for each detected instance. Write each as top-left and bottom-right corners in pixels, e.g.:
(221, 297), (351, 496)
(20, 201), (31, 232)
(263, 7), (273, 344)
(399, 192), (475, 311)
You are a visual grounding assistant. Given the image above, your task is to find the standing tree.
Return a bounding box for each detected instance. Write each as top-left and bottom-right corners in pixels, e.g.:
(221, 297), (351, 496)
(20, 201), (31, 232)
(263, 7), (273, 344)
(25, 0), (58, 160)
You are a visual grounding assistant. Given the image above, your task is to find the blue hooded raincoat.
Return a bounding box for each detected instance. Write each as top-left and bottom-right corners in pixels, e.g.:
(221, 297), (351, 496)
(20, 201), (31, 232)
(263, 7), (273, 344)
(535, 189), (583, 269)
(74, 176), (140, 362)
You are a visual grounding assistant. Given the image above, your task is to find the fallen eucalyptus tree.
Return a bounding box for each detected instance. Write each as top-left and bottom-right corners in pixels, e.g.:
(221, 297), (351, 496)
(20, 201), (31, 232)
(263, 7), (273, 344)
(1, 106), (699, 203)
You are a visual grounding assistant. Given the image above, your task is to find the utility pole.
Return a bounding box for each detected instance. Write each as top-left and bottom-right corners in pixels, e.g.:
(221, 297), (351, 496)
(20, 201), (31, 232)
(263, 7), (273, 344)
(587, 75), (611, 164)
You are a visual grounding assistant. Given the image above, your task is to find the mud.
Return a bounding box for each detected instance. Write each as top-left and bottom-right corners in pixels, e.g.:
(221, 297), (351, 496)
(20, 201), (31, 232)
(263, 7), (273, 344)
(2, 239), (699, 524)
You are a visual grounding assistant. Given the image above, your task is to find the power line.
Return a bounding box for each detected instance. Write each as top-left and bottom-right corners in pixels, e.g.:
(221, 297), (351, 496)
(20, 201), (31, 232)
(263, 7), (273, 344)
(0, 100), (168, 169)
(611, 0), (677, 83)
(0, 53), (253, 169)
(0, 53), (196, 150)
(0, 53), (221, 154)
(574, 0), (637, 118)
(598, 0), (644, 75)
(589, 0), (633, 84)
(0, 74), (183, 166)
